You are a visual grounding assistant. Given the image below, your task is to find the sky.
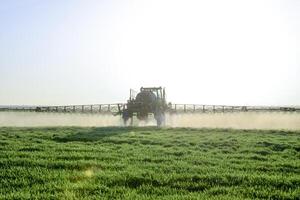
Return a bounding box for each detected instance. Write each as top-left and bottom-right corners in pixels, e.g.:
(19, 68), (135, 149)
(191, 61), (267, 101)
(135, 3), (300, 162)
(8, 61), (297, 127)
(0, 0), (299, 106)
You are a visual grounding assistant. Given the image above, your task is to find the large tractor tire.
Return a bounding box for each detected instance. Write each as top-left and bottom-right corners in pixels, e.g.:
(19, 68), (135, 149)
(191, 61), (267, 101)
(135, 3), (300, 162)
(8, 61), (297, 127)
(155, 112), (165, 127)
(122, 109), (133, 126)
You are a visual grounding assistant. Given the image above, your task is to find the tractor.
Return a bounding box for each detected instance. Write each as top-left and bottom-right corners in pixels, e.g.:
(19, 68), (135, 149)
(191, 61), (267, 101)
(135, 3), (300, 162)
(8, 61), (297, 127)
(121, 87), (168, 126)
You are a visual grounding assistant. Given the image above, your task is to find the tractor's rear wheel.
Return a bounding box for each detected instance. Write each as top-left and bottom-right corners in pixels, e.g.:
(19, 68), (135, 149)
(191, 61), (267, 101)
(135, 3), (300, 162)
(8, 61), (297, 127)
(122, 109), (133, 126)
(155, 112), (165, 127)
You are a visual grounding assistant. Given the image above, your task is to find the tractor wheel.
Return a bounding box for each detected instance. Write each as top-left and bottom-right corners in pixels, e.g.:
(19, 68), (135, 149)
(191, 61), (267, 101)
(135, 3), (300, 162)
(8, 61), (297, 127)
(155, 112), (165, 127)
(122, 109), (132, 126)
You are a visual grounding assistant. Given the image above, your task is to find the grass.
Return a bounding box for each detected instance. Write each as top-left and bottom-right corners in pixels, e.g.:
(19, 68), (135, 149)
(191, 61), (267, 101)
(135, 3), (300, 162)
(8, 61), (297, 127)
(0, 127), (299, 199)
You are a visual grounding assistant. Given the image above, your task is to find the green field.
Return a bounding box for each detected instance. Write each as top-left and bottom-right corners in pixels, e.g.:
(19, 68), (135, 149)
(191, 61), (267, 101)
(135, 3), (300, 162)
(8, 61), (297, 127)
(0, 127), (299, 199)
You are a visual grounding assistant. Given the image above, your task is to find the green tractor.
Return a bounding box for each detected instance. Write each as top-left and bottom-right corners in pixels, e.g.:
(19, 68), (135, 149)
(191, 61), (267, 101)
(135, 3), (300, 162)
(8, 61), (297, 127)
(121, 87), (168, 126)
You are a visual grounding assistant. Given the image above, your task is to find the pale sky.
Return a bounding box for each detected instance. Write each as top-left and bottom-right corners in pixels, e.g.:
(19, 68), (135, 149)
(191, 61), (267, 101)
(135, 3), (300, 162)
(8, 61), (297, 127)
(0, 0), (299, 106)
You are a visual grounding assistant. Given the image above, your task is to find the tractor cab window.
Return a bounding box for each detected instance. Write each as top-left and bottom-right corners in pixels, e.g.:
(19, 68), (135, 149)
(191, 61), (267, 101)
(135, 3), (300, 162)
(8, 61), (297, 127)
(156, 91), (161, 99)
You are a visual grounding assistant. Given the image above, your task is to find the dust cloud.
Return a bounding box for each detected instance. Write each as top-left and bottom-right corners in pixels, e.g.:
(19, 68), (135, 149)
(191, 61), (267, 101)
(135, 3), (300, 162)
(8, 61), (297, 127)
(166, 112), (300, 130)
(0, 112), (121, 127)
(0, 112), (300, 130)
